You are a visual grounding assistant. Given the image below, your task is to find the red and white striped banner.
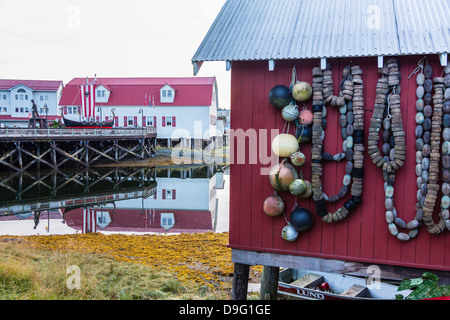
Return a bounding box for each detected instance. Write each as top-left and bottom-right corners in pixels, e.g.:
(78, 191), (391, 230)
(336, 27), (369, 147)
(80, 84), (96, 120)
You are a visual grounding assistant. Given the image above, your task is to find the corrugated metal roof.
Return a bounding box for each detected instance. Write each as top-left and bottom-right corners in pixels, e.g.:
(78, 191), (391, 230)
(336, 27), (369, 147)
(192, 0), (450, 63)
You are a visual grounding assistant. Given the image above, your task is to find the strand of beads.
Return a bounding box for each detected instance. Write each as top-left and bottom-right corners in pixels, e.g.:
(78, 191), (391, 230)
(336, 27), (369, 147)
(318, 65), (355, 203)
(369, 58), (421, 241)
(443, 67), (450, 231)
(414, 63), (430, 230)
(311, 64), (364, 223)
(422, 74), (447, 234)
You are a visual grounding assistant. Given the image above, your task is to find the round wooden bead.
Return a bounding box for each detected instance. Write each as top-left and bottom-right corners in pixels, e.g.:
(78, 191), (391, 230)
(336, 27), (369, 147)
(386, 211), (395, 223)
(415, 125), (423, 138)
(416, 86), (425, 99)
(343, 174), (351, 186)
(383, 118), (391, 130)
(445, 88), (450, 100)
(385, 186), (394, 198)
(346, 161), (353, 174)
(444, 101), (450, 114)
(443, 141), (450, 155)
(444, 128), (450, 141)
(443, 169), (450, 183)
(424, 79), (433, 93)
(416, 138), (424, 151)
(415, 112), (424, 124)
(424, 92), (432, 104)
(441, 196), (450, 209)
(444, 114), (450, 127)
(416, 151), (423, 163)
(422, 157), (430, 170)
(395, 217), (406, 229)
(416, 73), (425, 86)
(416, 99), (424, 111)
(397, 233), (410, 241)
(407, 220), (419, 230)
(423, 105), (433, 118)
(385, 198), (394, 211)
(388, 223), (398, 236)
(442, 183), (450, 195)
(422, 144), (430, 157)
(382, 143), (391, 155)
(423, 118), (432, 131)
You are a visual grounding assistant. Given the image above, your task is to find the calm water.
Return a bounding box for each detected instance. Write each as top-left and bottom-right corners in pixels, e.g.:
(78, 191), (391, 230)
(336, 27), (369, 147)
(0, 165), (229, 236)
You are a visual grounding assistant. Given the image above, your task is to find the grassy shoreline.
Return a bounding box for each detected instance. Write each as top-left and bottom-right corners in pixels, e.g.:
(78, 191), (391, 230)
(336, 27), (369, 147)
(0, 232), (261, 300)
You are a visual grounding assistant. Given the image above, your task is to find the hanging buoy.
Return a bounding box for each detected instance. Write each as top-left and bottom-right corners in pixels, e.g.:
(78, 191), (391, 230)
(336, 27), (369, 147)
(268, 85), (292, 109)
(272, 134), (299, 157)
(289, 205), (314, 232)
(269, 160), (299, 191)
(288, 179), (307, 196)
(299, 180), (313, 199)
(296, 125), (312, 144)
(292, 81), (312, 102)
(281, 104), (299, 122)
(281, 224), (299, 242)
(263, 195), (285, 217)
(290, 150), (306, 167)
(298, 108), (313, 126)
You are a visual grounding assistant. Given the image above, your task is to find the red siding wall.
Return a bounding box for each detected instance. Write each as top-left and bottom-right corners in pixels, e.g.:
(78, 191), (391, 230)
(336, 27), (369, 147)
(229, 56), (450, 272)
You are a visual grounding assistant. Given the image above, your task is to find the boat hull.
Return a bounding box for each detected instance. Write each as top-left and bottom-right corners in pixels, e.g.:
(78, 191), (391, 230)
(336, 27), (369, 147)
(63, 117), (114, 129)
(277, 268), (412, 300)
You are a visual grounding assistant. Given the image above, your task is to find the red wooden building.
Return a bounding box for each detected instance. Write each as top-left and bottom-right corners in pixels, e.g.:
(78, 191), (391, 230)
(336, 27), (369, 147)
(193, 0), (450, 299)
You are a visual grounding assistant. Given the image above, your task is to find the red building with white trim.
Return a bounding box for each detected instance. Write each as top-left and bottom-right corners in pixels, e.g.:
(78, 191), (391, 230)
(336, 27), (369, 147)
(59, 77), (221, 146)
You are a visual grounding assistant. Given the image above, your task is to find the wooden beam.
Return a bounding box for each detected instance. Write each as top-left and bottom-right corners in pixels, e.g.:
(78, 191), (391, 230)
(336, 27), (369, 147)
(232, 249), (450, 284)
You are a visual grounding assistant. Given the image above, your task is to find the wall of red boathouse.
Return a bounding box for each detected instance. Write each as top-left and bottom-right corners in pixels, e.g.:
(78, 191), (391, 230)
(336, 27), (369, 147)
(229, 55), (450, 272)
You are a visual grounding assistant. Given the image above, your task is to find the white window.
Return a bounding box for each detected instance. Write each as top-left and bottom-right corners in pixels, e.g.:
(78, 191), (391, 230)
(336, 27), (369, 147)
(147, 117), (153, 126)
(128, 119), (133, 126)
(166, 116), (172, 126)
(97, 90), (105, 98)
(160, 85), (175, 103)
(68, 106), (73, 114)
(160, 213), (175, 230)
(45, 95), (48, 100)
(2, 95), (6, 100)
(2, 107), (7, 112)
(40, 95), (43, 101)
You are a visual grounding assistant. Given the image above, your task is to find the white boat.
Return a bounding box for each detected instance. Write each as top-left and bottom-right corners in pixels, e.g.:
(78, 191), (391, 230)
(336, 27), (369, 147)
(278, 268), (412, 300)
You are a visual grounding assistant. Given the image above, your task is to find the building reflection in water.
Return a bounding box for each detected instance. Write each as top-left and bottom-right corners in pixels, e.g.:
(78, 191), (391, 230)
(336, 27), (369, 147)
(0, 165), (226, 235)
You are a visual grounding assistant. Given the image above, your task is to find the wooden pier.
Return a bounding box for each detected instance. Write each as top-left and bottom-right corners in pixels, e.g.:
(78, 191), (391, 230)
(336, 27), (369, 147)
(0, 127), (157, 172)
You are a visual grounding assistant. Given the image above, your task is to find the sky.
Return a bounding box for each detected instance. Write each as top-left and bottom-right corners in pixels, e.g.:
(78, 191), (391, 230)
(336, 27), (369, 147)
(0, 0), (230, 108)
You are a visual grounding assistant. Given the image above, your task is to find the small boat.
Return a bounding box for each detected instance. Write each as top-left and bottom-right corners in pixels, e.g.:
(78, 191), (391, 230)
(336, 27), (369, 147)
(278, 268), (412, 300)
(61, 109), (115, 129)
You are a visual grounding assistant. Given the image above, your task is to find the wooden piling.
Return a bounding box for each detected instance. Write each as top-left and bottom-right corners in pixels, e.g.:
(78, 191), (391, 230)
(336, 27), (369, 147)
(231, 263), (250, 300)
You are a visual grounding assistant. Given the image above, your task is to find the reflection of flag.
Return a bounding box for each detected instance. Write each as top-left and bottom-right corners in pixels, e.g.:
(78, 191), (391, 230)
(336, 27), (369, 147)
(82, 208), (97, 233)
(144, 93), (148, 107)
(80, 84), (96, 119)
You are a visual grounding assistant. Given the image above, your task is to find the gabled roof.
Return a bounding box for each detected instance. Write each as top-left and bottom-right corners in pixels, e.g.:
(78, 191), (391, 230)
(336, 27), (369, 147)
(192, 0), (450, 64)
(59, 77), (216, 107)
(0, 79), (62, 91)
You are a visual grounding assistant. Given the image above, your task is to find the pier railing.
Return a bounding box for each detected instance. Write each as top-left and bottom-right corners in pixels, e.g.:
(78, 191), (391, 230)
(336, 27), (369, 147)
(0, 126), (157, 140)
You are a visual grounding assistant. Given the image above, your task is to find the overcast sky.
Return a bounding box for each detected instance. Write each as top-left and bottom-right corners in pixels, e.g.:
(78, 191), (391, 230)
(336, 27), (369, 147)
(0, 0), (230, 108)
